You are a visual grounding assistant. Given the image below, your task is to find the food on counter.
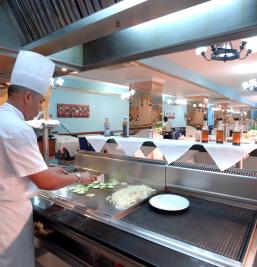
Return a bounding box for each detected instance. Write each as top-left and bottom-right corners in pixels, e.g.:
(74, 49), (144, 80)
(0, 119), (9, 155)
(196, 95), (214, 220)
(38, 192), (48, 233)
(68, 179), (119, 195)
(107, 185), (156, 209)
(86, 193), (95, 198)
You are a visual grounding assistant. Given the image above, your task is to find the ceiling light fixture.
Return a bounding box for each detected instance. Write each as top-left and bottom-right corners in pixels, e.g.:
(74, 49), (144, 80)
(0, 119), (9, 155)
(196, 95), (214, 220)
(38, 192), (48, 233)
(51, 77), (64, 88)
(196, 41), (252, 62)
(121, 89), (135, 100)
(167, 98), (187, 105)
(242, 79), (257, 92)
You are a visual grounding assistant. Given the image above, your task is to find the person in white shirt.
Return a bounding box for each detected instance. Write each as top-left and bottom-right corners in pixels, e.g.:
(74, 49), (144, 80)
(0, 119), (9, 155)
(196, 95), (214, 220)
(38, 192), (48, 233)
(162, 116), (172, 139)
(0, 51), (96, 267)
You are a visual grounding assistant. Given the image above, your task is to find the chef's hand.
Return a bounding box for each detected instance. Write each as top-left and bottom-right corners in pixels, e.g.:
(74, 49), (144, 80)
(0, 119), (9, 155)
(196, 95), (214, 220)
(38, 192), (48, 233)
(80, 172), (98, 185)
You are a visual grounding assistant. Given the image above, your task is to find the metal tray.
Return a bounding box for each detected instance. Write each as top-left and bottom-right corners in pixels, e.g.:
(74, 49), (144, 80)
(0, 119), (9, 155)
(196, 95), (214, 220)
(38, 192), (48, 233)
(38, 175), (159, 220)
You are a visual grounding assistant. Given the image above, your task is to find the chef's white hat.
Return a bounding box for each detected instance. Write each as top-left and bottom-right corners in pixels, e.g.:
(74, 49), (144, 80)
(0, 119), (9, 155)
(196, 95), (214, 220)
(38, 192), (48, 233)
(11, 50), (55, 96)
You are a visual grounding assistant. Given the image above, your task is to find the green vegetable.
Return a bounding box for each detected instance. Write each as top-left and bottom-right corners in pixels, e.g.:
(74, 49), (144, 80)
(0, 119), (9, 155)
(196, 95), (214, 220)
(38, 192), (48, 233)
(68, 178), (120, 195)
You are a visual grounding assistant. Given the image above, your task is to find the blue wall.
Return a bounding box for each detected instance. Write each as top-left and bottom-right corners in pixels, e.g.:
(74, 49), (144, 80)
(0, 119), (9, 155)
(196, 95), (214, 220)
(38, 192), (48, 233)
(50, 77), (129, 133)
(162, 103), (187, 127)
(208, 107), (214, 126)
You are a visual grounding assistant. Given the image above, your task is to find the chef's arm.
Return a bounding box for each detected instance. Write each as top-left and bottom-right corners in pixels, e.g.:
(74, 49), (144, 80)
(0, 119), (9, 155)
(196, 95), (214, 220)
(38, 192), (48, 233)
(28, 167), (96, 190)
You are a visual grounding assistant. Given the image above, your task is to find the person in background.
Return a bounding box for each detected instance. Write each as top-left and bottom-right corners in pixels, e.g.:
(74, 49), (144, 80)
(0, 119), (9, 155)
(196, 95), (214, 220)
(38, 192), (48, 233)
(0, 50), (97, 267)
(162, 116), (172, 139)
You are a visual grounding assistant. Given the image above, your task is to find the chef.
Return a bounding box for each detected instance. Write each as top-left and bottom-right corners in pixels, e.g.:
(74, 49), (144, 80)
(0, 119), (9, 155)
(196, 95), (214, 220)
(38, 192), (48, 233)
(0, 50), (96, 267)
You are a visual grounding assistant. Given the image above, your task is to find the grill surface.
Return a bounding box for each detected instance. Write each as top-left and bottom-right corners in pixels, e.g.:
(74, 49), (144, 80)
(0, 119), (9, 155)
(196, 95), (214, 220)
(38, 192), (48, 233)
(169, 162), (257, 178)
(122, 195), (257, 261)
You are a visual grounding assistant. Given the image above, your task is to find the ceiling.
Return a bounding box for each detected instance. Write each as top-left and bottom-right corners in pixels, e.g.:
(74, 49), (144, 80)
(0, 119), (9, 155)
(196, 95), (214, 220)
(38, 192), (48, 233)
(165, 40), (257, 101)
(75, 38), (257, 106)
(76, 62), (223, 98)
(0, 0), (208, 83)
(0, 0), (257, 108)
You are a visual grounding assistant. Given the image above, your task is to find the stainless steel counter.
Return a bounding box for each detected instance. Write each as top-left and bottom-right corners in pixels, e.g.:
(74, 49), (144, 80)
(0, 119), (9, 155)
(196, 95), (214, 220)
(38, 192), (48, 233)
(39, 177), (159, 222)
(35, 151), (257, 267)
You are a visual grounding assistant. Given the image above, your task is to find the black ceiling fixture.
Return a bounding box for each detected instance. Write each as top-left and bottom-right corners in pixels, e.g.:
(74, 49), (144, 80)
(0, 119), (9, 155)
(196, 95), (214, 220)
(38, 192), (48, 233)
(198, 41), (252, 62)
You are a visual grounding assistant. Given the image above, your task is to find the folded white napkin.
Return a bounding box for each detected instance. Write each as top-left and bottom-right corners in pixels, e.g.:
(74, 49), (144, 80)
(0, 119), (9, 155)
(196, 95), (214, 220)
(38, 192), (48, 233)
(86, 135), (109, 152)
(154, 139), (194, 163)
(114, 137), (146, 156)
(84, 136), (257, 171)
(202, 143), (257, 171)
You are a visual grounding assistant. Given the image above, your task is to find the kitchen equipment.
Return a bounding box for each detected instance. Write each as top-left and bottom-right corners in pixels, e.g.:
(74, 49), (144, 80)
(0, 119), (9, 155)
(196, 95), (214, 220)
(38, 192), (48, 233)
(34, 151), (257, 267)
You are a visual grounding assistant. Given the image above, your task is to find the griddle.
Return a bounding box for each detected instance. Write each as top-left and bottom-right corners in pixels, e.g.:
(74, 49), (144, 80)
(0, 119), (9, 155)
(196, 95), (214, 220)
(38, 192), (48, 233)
(121, 194), (257, 261)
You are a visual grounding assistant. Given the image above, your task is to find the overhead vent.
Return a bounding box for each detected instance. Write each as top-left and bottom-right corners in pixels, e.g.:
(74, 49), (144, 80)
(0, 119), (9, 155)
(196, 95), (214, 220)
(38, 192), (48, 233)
(6, 0), (123, 43)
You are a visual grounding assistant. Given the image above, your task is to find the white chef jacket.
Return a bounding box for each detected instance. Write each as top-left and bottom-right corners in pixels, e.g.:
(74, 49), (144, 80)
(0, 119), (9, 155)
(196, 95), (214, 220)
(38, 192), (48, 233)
(0, 103), (48, 267)
(163, 121), (171, 133)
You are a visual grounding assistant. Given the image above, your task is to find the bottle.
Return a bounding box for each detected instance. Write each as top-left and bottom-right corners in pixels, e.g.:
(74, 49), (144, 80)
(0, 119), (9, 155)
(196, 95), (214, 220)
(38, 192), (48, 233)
(216, 118), (224, 144)
(122, 116), (129, 137)
(148, 125), (153, 139)
(195, 126), (201, 142)
(232, 118), (241, 146)
(201, 118), (209, 143)
(104, 117), (111, 137)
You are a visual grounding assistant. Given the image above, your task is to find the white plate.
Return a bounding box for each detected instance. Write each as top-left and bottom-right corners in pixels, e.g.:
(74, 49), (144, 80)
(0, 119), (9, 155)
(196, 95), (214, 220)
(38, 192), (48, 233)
(149, 194), (190, 211)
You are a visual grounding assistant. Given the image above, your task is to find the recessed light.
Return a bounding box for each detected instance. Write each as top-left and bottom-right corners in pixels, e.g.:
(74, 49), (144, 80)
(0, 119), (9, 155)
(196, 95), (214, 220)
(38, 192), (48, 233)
(61, 68), (67, 72)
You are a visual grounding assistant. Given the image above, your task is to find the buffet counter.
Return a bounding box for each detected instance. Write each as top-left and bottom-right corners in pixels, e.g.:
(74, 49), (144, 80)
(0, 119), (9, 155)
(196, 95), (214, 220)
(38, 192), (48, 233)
(33, 151), (257, 267)
(85, 135), (257, 171)
(32, 197), (214, 267)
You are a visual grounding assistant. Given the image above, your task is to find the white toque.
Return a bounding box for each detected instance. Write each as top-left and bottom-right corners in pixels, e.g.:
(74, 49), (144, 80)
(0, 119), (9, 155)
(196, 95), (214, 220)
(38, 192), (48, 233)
(11, 50), (55, 96)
